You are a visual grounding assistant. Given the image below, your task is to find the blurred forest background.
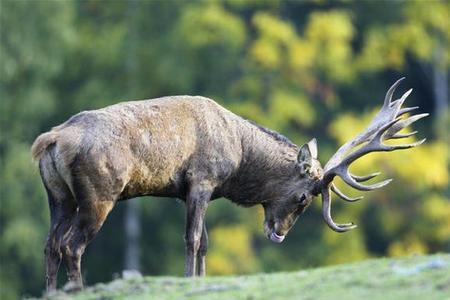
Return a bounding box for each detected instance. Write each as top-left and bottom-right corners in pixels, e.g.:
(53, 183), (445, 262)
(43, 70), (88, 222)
(1, 0), (449, 298)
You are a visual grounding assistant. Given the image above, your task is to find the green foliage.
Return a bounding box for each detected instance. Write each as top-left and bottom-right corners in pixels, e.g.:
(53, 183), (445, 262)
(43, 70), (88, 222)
(305, 10), (355, 81)
(357, 0), (449, 71)
(179, 3), (246, 51)
(0, 0), (448, 298)
(208, 225), (260, 274)
(0, 144), (49, 298)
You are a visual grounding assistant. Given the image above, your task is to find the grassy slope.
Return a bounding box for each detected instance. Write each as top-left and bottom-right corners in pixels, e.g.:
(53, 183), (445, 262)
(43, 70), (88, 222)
(39, 254), (450, 300)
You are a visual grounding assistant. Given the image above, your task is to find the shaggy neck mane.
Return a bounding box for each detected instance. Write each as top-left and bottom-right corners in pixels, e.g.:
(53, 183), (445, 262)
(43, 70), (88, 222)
(247, 120), (298, 149)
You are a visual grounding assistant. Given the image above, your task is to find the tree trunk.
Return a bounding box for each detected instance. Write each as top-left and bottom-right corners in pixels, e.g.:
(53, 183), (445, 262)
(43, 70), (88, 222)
(124, 0), (141, 272)
(125, 200), (141, 271)
(432, 45), (449, 140)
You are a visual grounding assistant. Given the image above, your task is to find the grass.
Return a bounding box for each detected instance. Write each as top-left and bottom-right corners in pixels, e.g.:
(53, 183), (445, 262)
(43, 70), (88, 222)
(36, 254), (450, 300)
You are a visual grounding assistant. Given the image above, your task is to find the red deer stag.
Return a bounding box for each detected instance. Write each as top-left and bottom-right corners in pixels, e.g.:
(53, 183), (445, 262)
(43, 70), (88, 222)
(31, 78), (427, 292)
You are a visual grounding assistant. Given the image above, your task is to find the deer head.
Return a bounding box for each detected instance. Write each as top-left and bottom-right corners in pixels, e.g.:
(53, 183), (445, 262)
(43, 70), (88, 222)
(263, 78), (427, 243)
(263, 138), (323, 243)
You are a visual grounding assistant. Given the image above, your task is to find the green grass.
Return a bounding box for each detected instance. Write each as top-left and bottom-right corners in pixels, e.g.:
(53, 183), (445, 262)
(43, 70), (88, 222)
(36, 254), (450, 300)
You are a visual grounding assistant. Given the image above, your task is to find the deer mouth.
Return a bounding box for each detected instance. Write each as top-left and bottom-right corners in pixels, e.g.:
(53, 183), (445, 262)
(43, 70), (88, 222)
(269, 231), (285, 243)
(264, 220), (286, 243)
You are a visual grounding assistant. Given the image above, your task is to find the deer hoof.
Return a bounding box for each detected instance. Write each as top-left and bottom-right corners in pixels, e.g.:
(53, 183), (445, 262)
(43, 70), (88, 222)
(63, 281), (83, 293)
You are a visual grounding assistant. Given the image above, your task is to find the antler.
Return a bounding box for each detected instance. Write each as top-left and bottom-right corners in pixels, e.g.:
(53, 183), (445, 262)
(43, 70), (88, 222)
(318, 78), (428, 232)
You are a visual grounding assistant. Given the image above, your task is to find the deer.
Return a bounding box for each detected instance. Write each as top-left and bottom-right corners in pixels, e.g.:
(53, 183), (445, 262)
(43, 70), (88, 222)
(31, 78), (427, 292)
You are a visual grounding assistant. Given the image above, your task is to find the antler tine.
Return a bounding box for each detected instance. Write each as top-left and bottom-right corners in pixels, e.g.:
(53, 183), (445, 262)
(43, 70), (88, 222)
(398, 106), (419, 116)
(383, 77), (405, 107)
(351, 172), (381, 182)
(384, 138), (426, 151)
(331, 183), (363, 202)
(389, 88), (412, 110)
(390, 131), (417, 139)
(321, 187), (357, 232)
(338, 168), (393, 191)
(384, 113), (429, 140)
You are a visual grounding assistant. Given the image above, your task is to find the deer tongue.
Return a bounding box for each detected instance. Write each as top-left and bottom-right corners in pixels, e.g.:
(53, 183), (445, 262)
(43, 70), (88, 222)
(270, 232), (285, 243)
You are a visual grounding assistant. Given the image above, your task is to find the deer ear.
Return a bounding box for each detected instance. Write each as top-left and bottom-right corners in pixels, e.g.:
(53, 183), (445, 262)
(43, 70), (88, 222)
(298, 144), (312, 163)
(297, 142), (313, 175)
(307, 138), (318, 159)
(298, 139), (317, 162)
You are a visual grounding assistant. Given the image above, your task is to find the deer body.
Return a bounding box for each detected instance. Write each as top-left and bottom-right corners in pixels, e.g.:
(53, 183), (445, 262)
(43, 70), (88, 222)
(33, 96), (318, 292)
(32, 79), (426, 293)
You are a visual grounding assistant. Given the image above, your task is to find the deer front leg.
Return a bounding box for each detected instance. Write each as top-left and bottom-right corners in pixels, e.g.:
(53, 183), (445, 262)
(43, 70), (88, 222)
(197, 224), (208, 276)
(184, 184), (211, 277)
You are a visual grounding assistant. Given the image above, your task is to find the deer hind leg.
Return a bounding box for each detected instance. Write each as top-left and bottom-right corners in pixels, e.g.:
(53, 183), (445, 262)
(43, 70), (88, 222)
(40, 153), (77, 293)
(44, 190), (77, 293)
(61, 198), (114, 292)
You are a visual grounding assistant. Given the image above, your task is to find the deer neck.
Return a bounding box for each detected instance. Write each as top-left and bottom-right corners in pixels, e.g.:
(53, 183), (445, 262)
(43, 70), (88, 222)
(222, 124), (299, 205)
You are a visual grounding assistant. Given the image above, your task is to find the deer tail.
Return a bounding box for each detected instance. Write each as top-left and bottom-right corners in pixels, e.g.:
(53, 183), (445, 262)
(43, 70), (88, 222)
(31, 131), (59, 161)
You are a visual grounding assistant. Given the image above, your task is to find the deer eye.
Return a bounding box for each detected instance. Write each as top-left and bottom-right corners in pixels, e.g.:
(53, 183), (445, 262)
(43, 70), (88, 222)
(297, 194), (307, 205)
